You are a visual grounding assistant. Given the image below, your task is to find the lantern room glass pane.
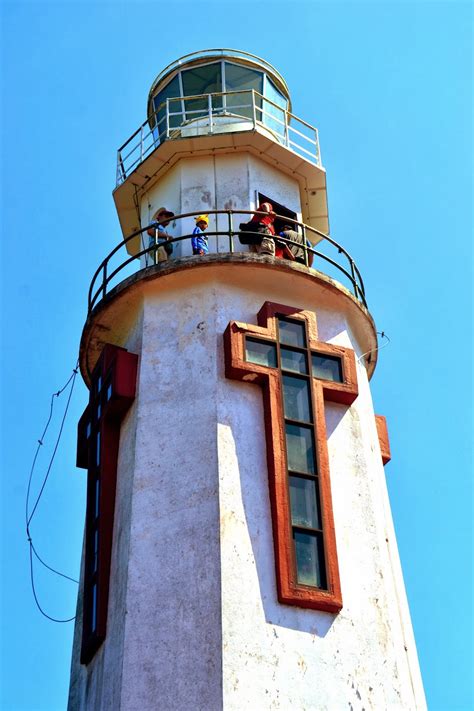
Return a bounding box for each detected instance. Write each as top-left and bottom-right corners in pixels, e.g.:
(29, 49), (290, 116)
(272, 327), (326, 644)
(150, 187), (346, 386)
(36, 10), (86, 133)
(278, 319), (306, 348)
(224, 62), (263, 118)
(182, 63), (222, 118)
(282, 375), (311, 423)
(264, 77), (287, 140)
(153, 75), (182, 138)
(285, 424), (315, 474)
(281, 347), (308, 374)
(245, 338), (277, 368)
(312, 353), (343, 383)
(289, 476), (321, 529)
(294, 531), (326, 589)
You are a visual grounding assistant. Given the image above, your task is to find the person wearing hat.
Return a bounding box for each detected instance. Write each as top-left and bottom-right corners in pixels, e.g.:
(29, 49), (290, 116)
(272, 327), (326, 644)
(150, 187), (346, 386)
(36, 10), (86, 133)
(147, 207), (175, 263)
(191, 215), (209, 255)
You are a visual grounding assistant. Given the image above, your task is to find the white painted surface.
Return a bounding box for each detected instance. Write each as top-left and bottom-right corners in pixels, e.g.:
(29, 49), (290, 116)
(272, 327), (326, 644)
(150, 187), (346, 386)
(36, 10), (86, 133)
(69, 270), (425, 710)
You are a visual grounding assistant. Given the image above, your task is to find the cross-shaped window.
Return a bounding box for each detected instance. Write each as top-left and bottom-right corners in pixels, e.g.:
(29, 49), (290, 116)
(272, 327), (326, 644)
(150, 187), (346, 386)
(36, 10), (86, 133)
(224, 302), (358, 612)
(77, 344), (138, 664)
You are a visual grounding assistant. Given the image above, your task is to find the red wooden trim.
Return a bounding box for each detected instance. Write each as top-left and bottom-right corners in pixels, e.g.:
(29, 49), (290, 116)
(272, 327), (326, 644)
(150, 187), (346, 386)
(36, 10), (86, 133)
(375, 414), (391, 465)
(77, 344), (138, 664)
(224, 301), (358, 613)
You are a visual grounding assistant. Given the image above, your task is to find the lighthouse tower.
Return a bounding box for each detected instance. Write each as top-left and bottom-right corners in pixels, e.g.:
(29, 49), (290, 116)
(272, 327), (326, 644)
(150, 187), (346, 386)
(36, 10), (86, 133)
(68, 49), (426, 710)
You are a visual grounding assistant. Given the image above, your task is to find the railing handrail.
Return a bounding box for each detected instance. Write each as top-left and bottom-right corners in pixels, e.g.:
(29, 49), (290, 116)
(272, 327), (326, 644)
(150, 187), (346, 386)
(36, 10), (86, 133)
(87, 210), (367, 314)
(116, 89), (320, 183)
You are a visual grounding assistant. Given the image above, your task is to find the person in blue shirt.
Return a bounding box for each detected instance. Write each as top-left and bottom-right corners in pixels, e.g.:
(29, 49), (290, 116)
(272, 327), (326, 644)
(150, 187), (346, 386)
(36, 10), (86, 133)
(191, 215), (209, 255)
(147, 207), (175, 264)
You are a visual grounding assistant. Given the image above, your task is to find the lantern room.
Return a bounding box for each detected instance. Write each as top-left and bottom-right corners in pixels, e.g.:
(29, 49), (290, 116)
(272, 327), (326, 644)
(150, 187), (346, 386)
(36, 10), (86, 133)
(147, 49), (291, 143)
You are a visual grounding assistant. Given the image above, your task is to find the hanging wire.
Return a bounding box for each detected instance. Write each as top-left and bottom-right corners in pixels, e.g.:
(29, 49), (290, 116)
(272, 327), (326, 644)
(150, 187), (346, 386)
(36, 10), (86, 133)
(28, 546), (76, 623)
(357, 331), (391, 365)
(25, 362), (80, 622)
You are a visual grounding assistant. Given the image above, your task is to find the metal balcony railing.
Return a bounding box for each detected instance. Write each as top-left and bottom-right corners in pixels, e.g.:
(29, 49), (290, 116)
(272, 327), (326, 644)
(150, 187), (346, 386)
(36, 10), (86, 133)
(116, 90), (321, 186)
(87, 211), (367, 314)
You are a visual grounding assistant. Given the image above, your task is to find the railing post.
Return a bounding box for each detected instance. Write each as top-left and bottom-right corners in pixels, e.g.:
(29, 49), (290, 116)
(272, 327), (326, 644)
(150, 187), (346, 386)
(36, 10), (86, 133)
(251, 89), (257, 128)
(301, 223), (309, 267)
(102, 262), (108, 299)
(166, 98), (170, 139)
(285, 111), (290, 148)
(208, 93), (213, 133)
(140, 125), (144, 162)
(153, 228), (159, 266)
(349, 259), (360, 301)
(315, 128), (322, 166)
(227, 210), (234, 253)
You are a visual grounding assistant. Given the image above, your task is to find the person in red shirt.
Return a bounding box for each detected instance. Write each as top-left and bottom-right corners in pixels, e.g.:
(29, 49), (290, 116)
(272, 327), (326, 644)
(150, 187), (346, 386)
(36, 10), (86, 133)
(248, 202), (276, 257)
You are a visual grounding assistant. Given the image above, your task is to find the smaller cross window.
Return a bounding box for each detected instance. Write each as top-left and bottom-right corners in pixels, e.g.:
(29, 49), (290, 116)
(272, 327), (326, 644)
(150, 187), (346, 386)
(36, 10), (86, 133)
(77, 344), (138, 664)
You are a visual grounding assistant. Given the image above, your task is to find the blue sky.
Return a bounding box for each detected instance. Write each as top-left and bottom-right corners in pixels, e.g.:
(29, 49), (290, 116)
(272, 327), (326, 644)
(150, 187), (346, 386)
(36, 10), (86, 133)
(1, 1), (472, 709)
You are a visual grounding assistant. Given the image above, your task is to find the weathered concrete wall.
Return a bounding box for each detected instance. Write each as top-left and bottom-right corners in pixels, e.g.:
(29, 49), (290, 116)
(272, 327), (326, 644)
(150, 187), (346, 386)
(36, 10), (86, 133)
(69, 268), (425, 710)
(118, 284), (224, 710)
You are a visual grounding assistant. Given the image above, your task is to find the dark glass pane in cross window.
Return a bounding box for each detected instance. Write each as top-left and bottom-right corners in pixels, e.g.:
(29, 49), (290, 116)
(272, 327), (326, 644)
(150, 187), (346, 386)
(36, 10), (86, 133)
(278, 319), (306, 348)
(282, 375), (311, 422)
(106, 383), (113, 401)
(245, 338), (277, 368)
(294, 531), (327, 589)
(280, 347), (308, 374)
(285, 424), (315, 474)
(91, 584), (98, 632)
(93, 530), (99, 573)
(96, 432), (101, 468)
(289, 476), (321, 529)
(94, 479), (100, 519)
(97, 375), (102, 393)
(312, 353), (343, 383)
(86, 422), (91, 439)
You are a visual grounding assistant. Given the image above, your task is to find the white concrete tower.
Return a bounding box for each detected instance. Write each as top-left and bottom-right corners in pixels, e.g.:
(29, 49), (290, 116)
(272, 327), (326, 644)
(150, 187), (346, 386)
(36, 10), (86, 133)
(68, 49), (426, 710)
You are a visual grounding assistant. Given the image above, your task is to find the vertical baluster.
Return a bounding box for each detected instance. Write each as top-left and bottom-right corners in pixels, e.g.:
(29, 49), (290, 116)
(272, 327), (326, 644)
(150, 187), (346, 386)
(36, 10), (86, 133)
(228, 210), (234, 253)
(166, 98), (170, 139)
(315, 128), (322, 166)
(349, 260), (360, 301)
(102, 262), (107, 299)
(252, 89), (257, 128)
(302, 223), (309, 267)
(208, 93), (213, 133)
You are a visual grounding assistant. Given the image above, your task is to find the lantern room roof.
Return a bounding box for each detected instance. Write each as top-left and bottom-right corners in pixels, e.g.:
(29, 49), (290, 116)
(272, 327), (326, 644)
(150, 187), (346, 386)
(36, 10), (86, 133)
(147, 48), (292, 115)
